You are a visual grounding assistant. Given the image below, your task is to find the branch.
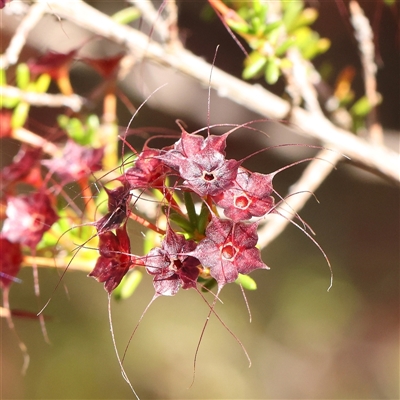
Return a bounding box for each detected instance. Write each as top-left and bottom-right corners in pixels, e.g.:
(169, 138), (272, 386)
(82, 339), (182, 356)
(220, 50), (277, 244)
(35, 0), (399, 183)
(0, 2), (48, 69)
(350, 0), (383, 144)
(257, 149), (342, 248)
(1, 86), (84, 111)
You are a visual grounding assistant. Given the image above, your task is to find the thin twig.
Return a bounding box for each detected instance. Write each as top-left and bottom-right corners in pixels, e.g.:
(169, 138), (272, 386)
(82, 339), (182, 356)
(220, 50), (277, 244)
(128, 0), (169, 42)
(12, 127), (59, 154)
(164, 0), (181, 47)
(1, 86), (84, 111)
(0, 2), (48, 69)
(36, 0), (399, 183)
(350, 0), (383, 144)
(23, 255), (94, 273)
(257, 149), (343, 249)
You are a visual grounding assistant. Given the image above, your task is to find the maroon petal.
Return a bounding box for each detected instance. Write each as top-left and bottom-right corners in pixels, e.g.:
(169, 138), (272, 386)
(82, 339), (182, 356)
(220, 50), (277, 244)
(42, 140), (104, 184)
(89, 225), (132, 293)
(2, 192), (58, 249)
(192, 215), (268, 289)
(0, 237), (22, 289)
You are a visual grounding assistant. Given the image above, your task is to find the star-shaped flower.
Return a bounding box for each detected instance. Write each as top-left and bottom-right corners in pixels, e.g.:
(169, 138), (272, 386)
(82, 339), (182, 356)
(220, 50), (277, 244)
(145, 227), (201, 296)
(191, 215), (269, 290)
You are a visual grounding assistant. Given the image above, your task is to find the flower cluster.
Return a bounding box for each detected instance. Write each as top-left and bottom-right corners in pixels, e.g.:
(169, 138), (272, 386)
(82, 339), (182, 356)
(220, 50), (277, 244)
(88, 124), (276, 297)
(0, 47), (277, 303)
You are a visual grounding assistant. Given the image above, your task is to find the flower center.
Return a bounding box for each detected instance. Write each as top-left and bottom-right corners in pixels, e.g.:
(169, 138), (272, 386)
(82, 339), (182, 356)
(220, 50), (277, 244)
(31, 213), (46, 232)
(169, 257), (181, 272)
(202, 171), (215, 182)
(234, 194), (250, 209)
(220, 243), (238, 261)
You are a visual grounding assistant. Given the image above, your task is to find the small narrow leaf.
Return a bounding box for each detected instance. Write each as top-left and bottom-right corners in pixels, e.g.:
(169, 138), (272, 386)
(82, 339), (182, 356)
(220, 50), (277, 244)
(289, 8), (318, 31)
(265, 57), (280, 84)
(235, 273), (257, 290)
(34, 73), (51, 93)
(11, 101), (30, 128)
(112, 6), (141, 25)
(201, 278), (217, 292)
(184, 191), (198, 228)
(243, 52), (267, 80)
(167, 211), (193, 234)
(16, 63), (30, 90)
(275, 37), (296, 56)
(0, 69), (6, 86)
(197, 202), (209, 236)
(350, 96), (373, 117)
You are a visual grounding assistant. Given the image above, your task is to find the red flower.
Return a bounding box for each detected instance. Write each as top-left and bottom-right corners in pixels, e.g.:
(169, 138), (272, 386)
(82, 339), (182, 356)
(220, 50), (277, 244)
(145, 227), (200, 296)
(160, 130), (240, 197)
(95, 184), (132, 233)
(119, 149), (169, 190)
(42, 140), (104, 184)
(82, 53), (124, 79)
(0, 147), (43, 190)
(191, 215), (268, 289)
(27, 49), (77, 80)
(213, 167), (275, 221)
(89, 224), (133, 293)
(0, 236), (22, 289)
(2, 192), (58, 249)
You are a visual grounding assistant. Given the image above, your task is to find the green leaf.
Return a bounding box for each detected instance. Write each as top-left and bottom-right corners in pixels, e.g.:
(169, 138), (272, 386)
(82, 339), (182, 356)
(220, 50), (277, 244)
(235, 273), (257, 290)
(262, 20), (282, 36)
(34, 73), (51, 93)
(265, 57), (280, 84)
(293, 26), (314, 49)
(11, 101), (30, 128)
(201, 277), (217, 292)
(197, 203), (210, 236)
(57, 114), (69, 129)
(65, 117), (87, 144)
(302, 37), (330, 59)
(350, 96), (373, 117)
(112, 6), (141, 25)
(184, 191), (197, 228)
(243, 52), (267, 80)
(113, 270), (143, 301)
(16, 63), (30, 90)
(86, 114), (100, 136)
(275, 36), (296, 56)
(167, 211), (193, 234)
(289, 8), (318, 31)
(228, 20), (250, 35)
(1, 95), (20, 109)
(282, 0), (304, 31)
(0, 69), (6, 86)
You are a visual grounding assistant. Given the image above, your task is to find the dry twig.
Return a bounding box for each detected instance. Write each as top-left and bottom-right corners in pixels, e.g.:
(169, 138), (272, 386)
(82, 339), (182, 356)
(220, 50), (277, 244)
(350, 0), (383, 144)
(1, 85), (84, 111)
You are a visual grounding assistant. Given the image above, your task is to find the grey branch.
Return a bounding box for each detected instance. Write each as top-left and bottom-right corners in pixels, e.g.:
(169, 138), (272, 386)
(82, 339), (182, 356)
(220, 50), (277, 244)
(1, 86), (84, 111)
(35, 0), (399, 183)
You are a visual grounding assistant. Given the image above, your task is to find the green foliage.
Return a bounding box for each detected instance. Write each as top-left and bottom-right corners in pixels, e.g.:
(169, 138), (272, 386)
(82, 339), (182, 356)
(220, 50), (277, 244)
(111, 6), (141, 25)
(1, 63), (51, 126)
(57, 114), (100, 146)
(235, 273), (257, 290)
(226, 0), (330, 84)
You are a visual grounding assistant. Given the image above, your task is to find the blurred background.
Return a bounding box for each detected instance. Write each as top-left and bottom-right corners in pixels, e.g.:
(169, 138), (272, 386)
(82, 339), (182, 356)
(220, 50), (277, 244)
(1, 1), (399, 399)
